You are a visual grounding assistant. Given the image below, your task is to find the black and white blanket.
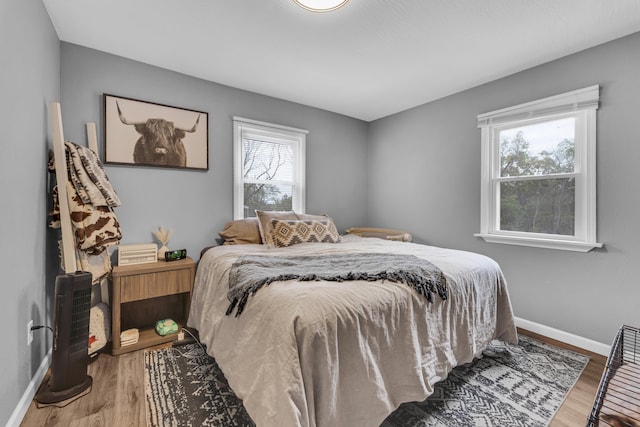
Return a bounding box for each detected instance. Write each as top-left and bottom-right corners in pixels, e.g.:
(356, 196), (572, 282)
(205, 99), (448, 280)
(65, 141), (121, 207)
(226, 253), (448, 317)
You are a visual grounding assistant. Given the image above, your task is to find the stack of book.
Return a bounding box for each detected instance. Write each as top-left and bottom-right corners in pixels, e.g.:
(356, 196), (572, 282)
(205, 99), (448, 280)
(120, 328), (139, 347)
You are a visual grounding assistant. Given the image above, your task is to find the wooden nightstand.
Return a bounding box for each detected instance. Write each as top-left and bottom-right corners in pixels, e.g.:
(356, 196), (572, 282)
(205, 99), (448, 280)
(110, 257), (195, 355)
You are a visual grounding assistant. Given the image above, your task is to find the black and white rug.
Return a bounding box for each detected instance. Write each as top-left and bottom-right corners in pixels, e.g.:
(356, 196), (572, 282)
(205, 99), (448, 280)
(145, 343), (253, 427)
(144, 336), (589, 427)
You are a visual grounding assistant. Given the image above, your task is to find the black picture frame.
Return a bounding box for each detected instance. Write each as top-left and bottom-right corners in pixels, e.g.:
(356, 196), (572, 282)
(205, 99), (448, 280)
(104, 94), (208, 170)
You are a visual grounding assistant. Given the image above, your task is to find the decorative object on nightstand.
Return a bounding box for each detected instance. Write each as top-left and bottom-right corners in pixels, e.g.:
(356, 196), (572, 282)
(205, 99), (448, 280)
(117, 243), (158, 266)
(153, 225), (173, 259)
(155, 318), (179, 336)
(120, 328), (139, 347)
(110, 257), (195, 355)
(164, 248), (187, 261)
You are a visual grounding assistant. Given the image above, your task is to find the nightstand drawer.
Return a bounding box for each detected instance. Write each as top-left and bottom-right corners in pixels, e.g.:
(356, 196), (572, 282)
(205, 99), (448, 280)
(120, 268), (192, 302)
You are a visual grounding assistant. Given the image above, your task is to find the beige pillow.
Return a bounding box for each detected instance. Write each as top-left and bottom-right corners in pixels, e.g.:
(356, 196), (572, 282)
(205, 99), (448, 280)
(219, 218), (262, 245)
(255, 210), (298, 246)
(270, 219), (342, 247)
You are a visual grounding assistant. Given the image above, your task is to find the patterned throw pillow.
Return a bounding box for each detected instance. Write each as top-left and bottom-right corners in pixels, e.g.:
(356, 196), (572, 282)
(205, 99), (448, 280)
(270, 219), (342, 247)
(255, 210), (298, 246)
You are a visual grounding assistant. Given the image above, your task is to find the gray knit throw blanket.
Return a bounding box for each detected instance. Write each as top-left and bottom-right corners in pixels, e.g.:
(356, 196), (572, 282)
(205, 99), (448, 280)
(226, 253), (448, 317)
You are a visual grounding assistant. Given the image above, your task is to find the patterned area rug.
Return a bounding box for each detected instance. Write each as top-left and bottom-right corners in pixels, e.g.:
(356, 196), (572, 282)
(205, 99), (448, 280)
(144, 335), (589, 427)
(145, 343), (253, 427)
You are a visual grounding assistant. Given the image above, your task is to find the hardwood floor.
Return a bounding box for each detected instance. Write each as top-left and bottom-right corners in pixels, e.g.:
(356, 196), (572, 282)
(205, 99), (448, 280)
(21, 344), (147, 427)
(20, 329), (606, 426)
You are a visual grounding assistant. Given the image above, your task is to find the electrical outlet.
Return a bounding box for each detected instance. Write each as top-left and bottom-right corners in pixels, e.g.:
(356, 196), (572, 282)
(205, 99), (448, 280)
(27, 320), (33, 346)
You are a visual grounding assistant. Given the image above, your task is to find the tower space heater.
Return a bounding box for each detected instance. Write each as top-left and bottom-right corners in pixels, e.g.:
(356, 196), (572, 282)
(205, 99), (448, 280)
(36, 271), (93, 404)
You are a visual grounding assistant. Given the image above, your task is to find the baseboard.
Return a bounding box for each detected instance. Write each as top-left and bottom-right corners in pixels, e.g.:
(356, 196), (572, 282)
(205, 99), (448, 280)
(515, 316), (611, 356)
(6, 349), (51, 427)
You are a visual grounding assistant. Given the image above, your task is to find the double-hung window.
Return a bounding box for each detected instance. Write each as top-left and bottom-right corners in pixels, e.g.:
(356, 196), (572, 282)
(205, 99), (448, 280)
(233, 117), (307, 219)
(475, 85), (602, 252)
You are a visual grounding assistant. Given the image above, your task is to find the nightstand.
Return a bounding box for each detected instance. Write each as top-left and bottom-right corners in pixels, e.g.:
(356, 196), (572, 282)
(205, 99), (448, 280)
(110, 257), (195, 355)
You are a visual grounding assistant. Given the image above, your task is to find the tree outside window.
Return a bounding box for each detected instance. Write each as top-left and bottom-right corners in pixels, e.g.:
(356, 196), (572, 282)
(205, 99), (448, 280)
(242, 139), (294, 217)
(498, 118), (575, 236)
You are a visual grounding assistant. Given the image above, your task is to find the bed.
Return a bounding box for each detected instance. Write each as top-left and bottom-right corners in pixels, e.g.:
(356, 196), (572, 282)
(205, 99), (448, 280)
(188, 221), (517, 427)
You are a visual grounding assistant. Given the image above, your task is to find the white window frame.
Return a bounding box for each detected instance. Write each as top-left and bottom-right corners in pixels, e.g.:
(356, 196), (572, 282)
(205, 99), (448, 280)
(475, 85), (602, 252)
(233, 117), (307, 219)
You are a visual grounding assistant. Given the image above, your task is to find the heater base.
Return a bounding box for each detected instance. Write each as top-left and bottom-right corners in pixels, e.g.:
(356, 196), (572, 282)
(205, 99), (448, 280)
(35, 375), (92, 404)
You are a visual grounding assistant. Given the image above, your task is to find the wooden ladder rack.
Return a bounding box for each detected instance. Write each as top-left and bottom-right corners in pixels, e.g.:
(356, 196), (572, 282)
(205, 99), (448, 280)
(50, 101), (99, 273)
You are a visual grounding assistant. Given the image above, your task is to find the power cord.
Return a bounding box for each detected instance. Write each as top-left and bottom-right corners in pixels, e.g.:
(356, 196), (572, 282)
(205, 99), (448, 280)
(35, 383), (92, 408)
(31, 325), (54, 333)
(171, 327), (207, 359)
(183, 327), (207, 354)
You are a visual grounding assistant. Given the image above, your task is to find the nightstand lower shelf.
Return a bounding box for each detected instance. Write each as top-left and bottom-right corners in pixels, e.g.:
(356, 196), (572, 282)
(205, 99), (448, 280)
(114, 324), (184, 355)
(111, 257), (195, 355)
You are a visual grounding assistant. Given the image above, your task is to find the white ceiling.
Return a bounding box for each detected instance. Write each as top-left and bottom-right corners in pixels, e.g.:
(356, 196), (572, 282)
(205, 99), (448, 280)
(42, 0), (640, 122)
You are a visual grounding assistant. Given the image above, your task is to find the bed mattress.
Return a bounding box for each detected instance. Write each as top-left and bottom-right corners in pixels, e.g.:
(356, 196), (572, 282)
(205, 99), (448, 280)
(188, 235), (517, 427)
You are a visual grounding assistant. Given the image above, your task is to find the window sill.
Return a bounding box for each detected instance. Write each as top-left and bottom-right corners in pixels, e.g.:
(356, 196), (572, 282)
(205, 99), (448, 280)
(474, 233), (603, 252)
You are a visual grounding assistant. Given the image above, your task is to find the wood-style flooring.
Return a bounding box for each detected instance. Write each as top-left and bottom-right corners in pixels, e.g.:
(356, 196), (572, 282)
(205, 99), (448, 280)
(20, 328), (607, 426)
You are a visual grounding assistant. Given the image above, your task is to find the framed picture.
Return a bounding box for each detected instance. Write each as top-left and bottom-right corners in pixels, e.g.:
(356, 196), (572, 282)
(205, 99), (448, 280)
(104, 94), (208, 170)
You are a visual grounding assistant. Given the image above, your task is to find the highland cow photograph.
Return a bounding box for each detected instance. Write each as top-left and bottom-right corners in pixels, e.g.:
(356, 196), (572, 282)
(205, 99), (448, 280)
(104, 94), (208, 170)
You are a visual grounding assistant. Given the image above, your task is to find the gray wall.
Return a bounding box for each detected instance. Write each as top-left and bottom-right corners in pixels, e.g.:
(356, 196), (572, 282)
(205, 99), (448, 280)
(368, 31), (640, 345)
(59, 42), (369, 262)
(0, 0), (60, 425)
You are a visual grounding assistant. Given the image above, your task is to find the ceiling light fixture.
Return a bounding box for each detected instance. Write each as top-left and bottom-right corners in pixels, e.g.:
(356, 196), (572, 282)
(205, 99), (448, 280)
(293, 0), (349, 12)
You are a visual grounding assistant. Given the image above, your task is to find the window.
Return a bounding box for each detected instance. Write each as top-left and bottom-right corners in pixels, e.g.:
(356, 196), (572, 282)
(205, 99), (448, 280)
(233, 117), (307, 219)
(475, 86), (602, 252)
